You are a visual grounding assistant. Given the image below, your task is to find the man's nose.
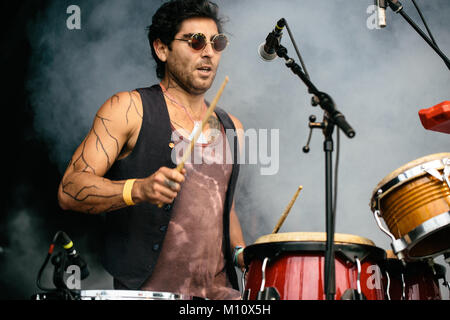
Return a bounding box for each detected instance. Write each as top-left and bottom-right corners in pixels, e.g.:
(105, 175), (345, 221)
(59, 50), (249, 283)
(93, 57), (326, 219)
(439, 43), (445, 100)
(201, 41), (215, 57)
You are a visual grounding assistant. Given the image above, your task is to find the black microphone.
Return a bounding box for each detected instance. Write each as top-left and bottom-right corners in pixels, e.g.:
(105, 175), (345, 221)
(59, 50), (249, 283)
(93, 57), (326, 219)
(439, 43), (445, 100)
(60, 232), (89, 280)
(375, 0), (387, 28)
(258, 18), (286, 61)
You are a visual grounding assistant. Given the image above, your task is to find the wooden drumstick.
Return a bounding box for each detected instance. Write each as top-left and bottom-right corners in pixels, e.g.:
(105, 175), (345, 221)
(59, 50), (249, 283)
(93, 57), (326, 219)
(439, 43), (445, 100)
(272, 186), (303, 234)
(176, 76), (229, 172)
(158, 76), (230, 208)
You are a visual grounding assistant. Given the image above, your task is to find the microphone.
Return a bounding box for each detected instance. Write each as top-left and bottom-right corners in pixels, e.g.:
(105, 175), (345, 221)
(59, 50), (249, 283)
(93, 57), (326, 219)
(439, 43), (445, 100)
(375, 0), (387, 28)
(258, 18), (286, 61)
(60, 232), (89, 280)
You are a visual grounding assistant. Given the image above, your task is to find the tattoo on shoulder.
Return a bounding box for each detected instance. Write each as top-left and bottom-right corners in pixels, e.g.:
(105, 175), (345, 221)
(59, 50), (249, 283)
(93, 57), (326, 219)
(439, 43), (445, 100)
(125, 91), (143, 124)
(207, 116), (221, 130)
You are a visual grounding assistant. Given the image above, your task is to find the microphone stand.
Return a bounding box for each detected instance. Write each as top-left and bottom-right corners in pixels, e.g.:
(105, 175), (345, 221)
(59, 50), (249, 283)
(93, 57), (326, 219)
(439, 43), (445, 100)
(35, 231), (84, 300)
(387, 0), (450, 71)
(275, 44), (356, 300)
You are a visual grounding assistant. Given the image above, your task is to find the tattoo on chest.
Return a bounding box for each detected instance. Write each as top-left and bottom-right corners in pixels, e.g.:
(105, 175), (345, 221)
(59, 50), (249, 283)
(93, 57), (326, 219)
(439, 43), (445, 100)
(207, 116), (220, 130)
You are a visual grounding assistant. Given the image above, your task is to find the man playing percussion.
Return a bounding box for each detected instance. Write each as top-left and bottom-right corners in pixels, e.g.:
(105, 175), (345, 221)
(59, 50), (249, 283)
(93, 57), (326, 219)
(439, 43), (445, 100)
(57, 0), (246, 300)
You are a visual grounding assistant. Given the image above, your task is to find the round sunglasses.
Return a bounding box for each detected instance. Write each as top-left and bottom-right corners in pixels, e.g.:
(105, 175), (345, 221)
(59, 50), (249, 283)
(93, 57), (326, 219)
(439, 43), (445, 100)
(173, 33), (229, 52)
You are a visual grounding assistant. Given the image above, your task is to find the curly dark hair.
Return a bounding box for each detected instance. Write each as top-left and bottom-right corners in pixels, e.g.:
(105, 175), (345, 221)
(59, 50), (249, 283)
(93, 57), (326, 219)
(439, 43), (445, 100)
(147, 0), (225, 79)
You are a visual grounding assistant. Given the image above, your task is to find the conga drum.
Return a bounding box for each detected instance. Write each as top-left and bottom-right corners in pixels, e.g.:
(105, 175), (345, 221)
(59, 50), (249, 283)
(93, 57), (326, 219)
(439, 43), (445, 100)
(370, 153), (450, 259)
(380, 250), (445, 300)
(243, 232), (387, 300)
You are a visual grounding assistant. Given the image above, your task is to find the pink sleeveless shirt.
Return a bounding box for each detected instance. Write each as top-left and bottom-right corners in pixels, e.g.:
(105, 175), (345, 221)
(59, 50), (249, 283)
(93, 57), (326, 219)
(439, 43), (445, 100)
(141, 125), (241, 300)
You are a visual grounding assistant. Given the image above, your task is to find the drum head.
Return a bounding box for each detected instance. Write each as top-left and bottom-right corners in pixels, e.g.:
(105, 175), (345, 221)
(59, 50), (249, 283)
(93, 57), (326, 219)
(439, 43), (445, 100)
(244, 232), (386, 266)
(253, 232), (376, 246)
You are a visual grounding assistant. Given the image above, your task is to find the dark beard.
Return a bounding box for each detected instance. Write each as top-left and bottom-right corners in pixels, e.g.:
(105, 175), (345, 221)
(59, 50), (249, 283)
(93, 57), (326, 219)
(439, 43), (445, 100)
(166, 60), (216, 96)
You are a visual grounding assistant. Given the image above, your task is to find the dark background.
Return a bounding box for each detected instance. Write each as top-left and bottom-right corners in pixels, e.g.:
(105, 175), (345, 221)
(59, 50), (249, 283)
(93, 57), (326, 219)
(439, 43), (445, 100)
(2, 1), (105, 299)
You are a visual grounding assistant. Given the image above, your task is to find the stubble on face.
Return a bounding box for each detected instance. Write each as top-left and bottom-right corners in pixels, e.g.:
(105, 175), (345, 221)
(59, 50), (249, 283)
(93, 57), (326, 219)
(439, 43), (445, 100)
(164, 18), (221, 97)
(166, 57), (217, 96)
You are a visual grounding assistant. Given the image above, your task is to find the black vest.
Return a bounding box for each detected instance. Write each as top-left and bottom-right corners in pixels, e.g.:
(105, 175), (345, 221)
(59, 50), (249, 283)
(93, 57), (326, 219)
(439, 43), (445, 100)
(102, 85), (240, 290)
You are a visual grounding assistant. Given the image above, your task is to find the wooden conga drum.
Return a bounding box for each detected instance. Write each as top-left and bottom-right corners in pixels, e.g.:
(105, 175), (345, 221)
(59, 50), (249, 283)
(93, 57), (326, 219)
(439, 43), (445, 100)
(243, 232), (387, 300)
(370, 153), (450, 259)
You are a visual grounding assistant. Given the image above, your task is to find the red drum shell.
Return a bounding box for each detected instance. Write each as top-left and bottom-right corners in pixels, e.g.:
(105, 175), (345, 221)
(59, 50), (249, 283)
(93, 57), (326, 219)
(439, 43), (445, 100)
(380, 259), (444, 300)
(244, 234), (387, 300)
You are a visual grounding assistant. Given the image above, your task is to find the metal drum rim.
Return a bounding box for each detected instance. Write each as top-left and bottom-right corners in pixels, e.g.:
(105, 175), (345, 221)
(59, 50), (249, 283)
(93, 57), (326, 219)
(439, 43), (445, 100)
(370, 153), (450, 211)
(401, 210), (450, 259)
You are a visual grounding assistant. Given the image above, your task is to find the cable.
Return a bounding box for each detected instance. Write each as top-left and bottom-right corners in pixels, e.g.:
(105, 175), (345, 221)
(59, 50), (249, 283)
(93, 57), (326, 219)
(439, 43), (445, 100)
(36, 231), (63, 292)
(284, 19), (311, 81)
(36, 252), (54, 292)
(36, 231), (74, 294)
(410, 0), (438, 47)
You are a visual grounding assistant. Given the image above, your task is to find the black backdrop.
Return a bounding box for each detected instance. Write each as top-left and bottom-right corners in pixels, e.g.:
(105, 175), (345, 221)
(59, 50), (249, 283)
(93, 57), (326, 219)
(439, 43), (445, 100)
(2, 1), (105, 299)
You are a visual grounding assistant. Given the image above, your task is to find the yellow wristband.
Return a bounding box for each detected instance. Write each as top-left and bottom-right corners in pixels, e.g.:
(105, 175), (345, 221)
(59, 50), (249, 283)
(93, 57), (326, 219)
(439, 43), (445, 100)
(63, 241), (73, 250)
(123, 179), (137, 206)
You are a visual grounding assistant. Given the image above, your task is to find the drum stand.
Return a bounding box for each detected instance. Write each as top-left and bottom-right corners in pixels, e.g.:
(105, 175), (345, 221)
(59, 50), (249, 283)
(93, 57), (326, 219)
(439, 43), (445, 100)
(275, 44), (356, 300)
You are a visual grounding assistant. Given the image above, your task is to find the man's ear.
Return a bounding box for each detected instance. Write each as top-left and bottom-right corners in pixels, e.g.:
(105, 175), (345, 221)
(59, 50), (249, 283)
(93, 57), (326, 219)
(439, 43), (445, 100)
(153, 39), (169, 62)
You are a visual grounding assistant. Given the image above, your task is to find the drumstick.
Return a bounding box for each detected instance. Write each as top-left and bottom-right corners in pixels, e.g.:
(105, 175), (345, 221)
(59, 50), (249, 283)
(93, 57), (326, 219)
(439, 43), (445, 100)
(158, 76), (230, 208)
(176, 76), (229, 172)
(272, 186), (303, 234)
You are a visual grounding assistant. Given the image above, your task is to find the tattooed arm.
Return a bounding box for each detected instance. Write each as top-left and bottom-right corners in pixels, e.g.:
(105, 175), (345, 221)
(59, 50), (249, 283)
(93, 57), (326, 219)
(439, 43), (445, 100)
(58, 91), (185, 214)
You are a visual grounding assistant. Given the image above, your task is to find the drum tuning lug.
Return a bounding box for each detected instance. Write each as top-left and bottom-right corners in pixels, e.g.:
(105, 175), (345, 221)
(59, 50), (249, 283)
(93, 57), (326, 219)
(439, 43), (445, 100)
(443, 158), (450, 188)
(394, 250), (407, 267)
(427, 259), (437, 276)
(241, 267), (248, 298)
(340, 289), (366, 300)
(423, 166), (444, 182)
(256, 287), (280, 300)
(373, 210), (397, 243)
